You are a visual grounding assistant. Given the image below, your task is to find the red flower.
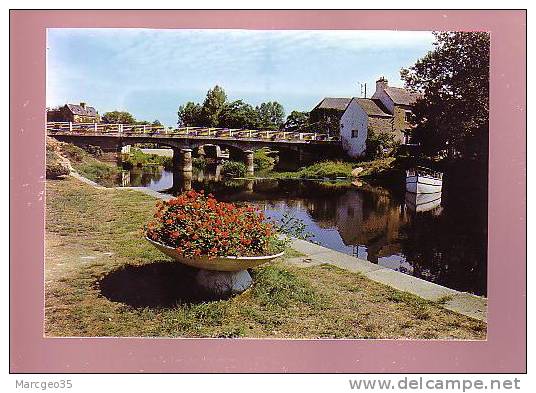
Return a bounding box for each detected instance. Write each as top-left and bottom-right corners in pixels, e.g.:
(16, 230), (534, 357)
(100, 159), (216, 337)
(145, 190), (277, 258)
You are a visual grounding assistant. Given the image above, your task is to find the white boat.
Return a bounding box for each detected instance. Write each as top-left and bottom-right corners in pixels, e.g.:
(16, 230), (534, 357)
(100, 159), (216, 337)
(405, 191), (442, 213)
(406, 167), (443, 194)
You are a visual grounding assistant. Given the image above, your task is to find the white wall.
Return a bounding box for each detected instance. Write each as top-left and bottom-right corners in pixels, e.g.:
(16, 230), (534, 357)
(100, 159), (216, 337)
(339, 100), (368, 158)
(371, 88), (395, 114)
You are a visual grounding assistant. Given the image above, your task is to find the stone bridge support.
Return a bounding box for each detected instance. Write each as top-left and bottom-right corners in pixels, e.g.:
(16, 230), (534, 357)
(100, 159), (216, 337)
(243, 150), (254, 175)
(173, 148), (193, 172)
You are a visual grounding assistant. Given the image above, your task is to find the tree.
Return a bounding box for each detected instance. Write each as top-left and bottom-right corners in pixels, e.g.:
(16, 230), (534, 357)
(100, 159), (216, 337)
(177, 102), (202, 127)
(152, 120), (162, 127)
(200, 85), (227, 127)
(284, 111), (310, 131)
(102, 111), (136, 124)
(255, 101), (285, 130)
(218, 100), (259, 129)
(401, 32), (489, 160)
(365, 128), (397, 159)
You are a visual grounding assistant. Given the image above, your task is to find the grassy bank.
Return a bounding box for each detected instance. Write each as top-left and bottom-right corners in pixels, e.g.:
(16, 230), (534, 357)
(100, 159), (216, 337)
(271, 161), (354, 180)
(51, 140), (119, 187)
(45, 177), (486, 338)
(122, 147), (173, 170)
(267, 157), (400, 182)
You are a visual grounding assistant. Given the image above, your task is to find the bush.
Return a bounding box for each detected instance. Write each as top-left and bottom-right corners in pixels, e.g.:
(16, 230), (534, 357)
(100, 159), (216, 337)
(54, 142), (119, 186)
(46, 154), (70, 179)
(59, 143), (86, 163)
(145, 190), (284, 258)
(192, 157), (206, 169)
(80, 144), (103, 157)
(366, 130), (398, 159)
(76, 161), (119, 186)
(298, 161), (353, 179)
(221, 161), (247, 177)
(122, 147), (172, 169)
(46, 139), (70, 179)
(253, 148), (275, 171)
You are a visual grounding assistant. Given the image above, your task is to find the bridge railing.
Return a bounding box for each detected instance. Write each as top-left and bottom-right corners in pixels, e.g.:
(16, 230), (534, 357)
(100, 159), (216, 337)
(46, 122), (340, 142)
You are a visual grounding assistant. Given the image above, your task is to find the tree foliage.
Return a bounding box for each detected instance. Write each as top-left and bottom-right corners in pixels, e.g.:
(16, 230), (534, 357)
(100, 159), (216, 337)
(177, 102), (202, 127)
(401, 32), (489, 160)
(102, 111), (136, 124)
(218, 100), (259, 129)
(200, 85), (227, 127)
(176, 86), (287, 130)
(366, 129), (398, 159)
(255, 101), (285, 130)
(284, 111), (310, 132)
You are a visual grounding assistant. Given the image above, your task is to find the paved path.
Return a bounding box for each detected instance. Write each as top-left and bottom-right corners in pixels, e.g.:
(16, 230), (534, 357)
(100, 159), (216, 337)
(288, 239), (487, 322)
(120, 186), (174, 201)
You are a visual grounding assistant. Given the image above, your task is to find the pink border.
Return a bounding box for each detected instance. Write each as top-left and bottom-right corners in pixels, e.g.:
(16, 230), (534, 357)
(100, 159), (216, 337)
(10, 10), (526, 373)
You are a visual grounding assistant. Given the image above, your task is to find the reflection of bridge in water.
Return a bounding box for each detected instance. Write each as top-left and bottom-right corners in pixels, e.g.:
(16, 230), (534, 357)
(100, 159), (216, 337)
(47, 122), (343, 173)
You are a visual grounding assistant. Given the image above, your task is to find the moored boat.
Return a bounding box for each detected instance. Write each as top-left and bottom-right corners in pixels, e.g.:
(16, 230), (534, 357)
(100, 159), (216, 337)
(406, 167), (443, 194)
(405, 191), (442, 213)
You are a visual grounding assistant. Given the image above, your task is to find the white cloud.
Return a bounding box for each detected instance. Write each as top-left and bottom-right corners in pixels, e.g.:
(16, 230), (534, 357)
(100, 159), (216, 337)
(46, 28), (435, 124)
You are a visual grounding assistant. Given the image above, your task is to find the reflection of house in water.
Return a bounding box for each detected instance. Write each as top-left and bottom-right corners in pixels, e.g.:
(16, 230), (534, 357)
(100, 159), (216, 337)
(331, 189), (408, 264)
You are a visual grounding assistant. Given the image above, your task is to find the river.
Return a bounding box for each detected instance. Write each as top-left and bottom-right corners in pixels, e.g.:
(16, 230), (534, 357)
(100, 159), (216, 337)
(116, 165), (487, 296)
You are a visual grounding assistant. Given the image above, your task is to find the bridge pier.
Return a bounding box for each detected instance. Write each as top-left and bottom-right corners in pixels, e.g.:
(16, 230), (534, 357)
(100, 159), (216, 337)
(243, 150), (254, 175)
(173, 170), (193, 192)
(173, 148), (193, 172)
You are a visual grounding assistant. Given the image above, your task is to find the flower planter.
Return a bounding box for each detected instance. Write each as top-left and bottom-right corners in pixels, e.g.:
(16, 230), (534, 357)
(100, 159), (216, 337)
(146, 237), (284, 272)
(146, 237), (284, 296)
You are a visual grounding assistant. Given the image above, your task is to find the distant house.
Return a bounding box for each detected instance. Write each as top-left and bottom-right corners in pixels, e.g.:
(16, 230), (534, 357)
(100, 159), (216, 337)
(310, 77), (420, 158)
(47, 102), (100, 123)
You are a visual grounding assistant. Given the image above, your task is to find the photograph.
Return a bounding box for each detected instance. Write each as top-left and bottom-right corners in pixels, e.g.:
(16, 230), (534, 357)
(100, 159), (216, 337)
(44, 28), (490, 340)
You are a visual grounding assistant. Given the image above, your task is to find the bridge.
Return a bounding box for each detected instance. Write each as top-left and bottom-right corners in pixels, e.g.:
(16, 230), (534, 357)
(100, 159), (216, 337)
(46, 122), (343, 173)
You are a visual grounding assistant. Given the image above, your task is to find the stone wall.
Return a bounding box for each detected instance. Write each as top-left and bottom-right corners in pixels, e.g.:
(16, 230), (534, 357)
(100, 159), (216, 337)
(392, 105), (411, 143)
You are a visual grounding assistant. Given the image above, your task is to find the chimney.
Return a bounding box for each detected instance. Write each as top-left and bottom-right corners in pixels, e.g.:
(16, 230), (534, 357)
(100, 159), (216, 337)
(80, 102), (86, 109)
(375, 77), (388, 94)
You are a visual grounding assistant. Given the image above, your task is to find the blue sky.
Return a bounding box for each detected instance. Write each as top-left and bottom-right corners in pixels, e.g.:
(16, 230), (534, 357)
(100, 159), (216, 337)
(47, 29), (434, 126)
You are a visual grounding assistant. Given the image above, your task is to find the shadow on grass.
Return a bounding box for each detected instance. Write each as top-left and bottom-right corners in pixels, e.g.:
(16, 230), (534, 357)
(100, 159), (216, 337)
(98, 260), (230, 308)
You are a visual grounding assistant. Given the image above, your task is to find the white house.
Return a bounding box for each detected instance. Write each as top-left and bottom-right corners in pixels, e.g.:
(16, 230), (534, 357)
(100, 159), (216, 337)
(310, 77), (420, 158)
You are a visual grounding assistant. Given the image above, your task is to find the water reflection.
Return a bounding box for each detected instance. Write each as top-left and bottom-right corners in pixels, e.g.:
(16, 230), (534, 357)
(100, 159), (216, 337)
(117, 166), (487, 295)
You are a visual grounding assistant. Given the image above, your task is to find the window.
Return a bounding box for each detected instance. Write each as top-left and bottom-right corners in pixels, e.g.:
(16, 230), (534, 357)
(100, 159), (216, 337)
(351, 129), (359, 138)
(404, 110), (412, 122)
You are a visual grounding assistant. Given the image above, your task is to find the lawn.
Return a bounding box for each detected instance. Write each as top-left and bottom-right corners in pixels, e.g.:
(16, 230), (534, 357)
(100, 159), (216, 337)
(45, 177), (486, 339)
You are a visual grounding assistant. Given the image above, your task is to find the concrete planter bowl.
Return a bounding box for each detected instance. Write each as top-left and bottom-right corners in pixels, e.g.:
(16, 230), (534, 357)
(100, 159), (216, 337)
(146, 237), (284, 296)
(146, 237), (284, 271)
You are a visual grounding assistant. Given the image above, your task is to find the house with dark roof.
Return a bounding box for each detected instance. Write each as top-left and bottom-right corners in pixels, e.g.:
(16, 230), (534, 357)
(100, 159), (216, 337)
(310, 77), (420, 157)
(46, 102), (100, 123)
(371, 76), (420, 141)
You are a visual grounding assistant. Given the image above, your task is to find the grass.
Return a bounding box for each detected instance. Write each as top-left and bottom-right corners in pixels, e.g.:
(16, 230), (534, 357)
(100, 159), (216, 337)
(45, 177), (486, 339)
(57, 143), (119, 187)
(266, 157), (399, 182)
(271, 161), (354, 180)
(122, 147), (173, 170)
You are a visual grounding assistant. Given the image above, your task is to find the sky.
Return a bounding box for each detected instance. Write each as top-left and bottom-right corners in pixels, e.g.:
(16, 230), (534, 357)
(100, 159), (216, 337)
(47, 29), (435, 126)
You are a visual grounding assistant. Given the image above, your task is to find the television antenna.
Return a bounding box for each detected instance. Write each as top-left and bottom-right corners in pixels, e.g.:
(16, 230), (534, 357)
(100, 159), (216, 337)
(358, 82), (367, 98)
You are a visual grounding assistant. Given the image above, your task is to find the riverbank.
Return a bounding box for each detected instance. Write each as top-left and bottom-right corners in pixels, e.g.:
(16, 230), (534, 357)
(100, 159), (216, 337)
(47, 137), (119, 186)
(262, 157), (405, 187)
(45, 176), (486, 338)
